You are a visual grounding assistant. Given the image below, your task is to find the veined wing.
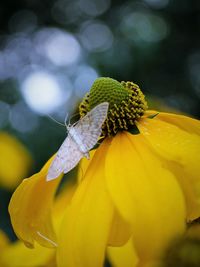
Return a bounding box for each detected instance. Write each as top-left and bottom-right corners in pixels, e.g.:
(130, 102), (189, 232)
(47, 102), (109, 181)
(47, 135), (83, 181)
(72, 102), (109, 152)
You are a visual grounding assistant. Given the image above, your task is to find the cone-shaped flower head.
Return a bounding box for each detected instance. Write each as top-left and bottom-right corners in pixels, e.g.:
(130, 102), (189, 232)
(80, 77), (147, 137)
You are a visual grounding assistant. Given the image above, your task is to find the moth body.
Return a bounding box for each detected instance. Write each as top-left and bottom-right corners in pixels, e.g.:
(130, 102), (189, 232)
(67, 126), (90, 159)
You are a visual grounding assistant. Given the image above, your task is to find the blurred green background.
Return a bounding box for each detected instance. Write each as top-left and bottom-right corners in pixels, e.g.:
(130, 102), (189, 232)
(0, 0), (200, 239)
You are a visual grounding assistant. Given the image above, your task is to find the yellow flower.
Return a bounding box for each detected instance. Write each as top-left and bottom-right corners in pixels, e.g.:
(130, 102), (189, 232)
(1, 180), (76, 267)
(9, 78), (200, 267)
(0, 132), (32, 190)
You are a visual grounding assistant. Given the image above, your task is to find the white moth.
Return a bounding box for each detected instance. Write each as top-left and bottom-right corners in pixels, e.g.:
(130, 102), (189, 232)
(47, 102), (109, 181)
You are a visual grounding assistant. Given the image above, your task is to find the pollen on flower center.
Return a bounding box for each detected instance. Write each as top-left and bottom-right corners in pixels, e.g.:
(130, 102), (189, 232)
(79, 77), (148, 137)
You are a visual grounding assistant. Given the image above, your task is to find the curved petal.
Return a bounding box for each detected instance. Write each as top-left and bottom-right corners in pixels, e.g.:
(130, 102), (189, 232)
(108, 209), (132, 247)
(105, 132), (186, 261)
(77, 149), (96, 183)
(52, 179), (77, 235)
(163, 160), (200, 221)
(0, 240), (55, 267)
(107, 238), (138, 267)
(155, 112), (200, 135)
(138, 117), (200, 220)
(9, 156), (62, 248)
(2, 179), (77, 267)
(138, 117), (200, 177)
(57, 140), (114, 267)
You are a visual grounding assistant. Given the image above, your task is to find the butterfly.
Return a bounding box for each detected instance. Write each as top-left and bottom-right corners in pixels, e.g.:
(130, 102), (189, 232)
(47, 102), (109, 181)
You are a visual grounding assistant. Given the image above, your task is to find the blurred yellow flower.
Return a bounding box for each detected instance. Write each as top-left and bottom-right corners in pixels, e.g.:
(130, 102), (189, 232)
(9, 78), (200, 267)
(0, 132), (32, 190)
(0, 233), (55, 267)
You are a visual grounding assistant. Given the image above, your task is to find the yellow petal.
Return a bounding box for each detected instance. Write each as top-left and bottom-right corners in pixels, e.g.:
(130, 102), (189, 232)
(1, 179), (77, 267)
(107, 238), (138, 267)
(138, 117), (200, 220)
(9, 156), (61, 248)
(163, 160), (200, 221)
(138, 117), (200, 176)
(53, 179), (77, 235)
(155, 112), (200, 135)
(57, 140), (114, 267)
(77, 149), (96, 183)
(0, 132), (32, 190)
(105, 132), (186, 261)
(108, 209), (132, 247)
(79, 150), (132, 247)
(0, 240), (55, 267)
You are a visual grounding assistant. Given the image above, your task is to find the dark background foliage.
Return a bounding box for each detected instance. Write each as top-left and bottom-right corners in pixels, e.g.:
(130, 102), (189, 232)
(0, 0), (200, 238)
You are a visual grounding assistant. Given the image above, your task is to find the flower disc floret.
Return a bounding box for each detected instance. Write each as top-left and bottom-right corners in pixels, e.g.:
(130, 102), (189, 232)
(79, 77), (148, 137)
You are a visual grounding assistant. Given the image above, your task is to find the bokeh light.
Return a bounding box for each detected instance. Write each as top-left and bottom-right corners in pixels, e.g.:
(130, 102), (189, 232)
(79, 21), (113, 52)
(34, 28), (81, 66)
(51, 0), (82, 25)
(143, 0), (169, 9)
(74, 65), (98, 98)
(45, 31), (81, 66)
(78, 0), (111, 17)
(21, 71), (68, 114)
(120, 11), (169, 44)
(0, 101), (10, 128)
(9, 102), (39, 133)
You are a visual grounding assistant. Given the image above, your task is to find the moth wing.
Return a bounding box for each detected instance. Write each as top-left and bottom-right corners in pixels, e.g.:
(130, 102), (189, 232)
(74, 102), (109, 151)
(47, 135), (83, 181)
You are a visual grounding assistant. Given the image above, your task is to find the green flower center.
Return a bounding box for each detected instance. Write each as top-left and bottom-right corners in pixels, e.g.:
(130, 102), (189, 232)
(89, 77), (129, 109)
(79, 77), (148, 137)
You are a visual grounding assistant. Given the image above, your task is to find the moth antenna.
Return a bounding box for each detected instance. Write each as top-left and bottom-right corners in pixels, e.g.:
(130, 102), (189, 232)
(47, 114), (66, 127)
(68, 112), (80, 127)
(64, 112), (69, 127)
(37, 231), (58, 247)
